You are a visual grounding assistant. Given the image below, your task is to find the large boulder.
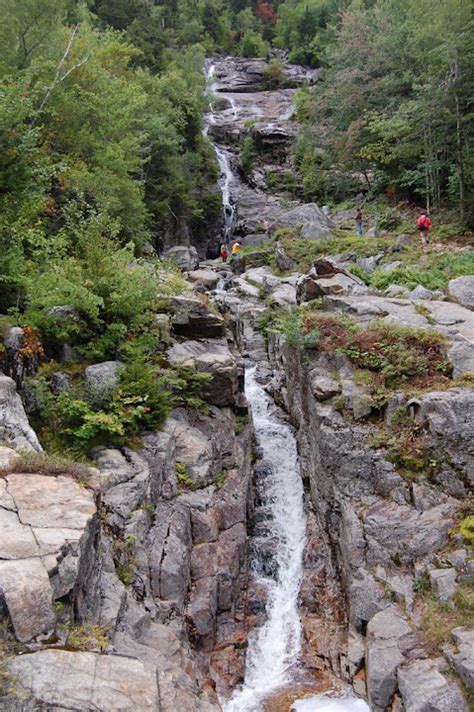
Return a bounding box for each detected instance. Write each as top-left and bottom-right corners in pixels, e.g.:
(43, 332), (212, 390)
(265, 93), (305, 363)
(166, 340), (238, 407)
(0, 374), (42, 452)
(84, 361), (123, 405)
(397, 657), (468, 712)
(187, 269), (220, 291)
(275, 203), (334, 240)
(162, 245), (199, 272)
(0, 473), (96, 641)
(9, 649), (160, 710)
(448, 275), (474, 309)
(297, 271), (368, 303)
(165, 296), (226, 339)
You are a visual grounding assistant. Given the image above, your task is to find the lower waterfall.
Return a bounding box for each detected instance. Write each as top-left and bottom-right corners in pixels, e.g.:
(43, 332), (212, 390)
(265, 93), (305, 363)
(224, 365), (306, 711)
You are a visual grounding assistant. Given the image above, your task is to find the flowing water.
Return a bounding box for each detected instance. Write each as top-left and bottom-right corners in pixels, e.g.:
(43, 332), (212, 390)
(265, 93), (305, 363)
(224, 366), (306, 712)
(205, 62), (236, 244)
(293, 695), (369, 712)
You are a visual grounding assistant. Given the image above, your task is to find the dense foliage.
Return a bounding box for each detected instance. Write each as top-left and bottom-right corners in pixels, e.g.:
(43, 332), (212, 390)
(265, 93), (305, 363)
(289, 0), (474, 221)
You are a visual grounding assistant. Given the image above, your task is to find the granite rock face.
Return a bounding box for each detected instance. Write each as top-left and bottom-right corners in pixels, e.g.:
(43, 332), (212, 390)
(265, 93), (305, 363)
(0, 468), (97, 641)
(0, 374), (42, 452)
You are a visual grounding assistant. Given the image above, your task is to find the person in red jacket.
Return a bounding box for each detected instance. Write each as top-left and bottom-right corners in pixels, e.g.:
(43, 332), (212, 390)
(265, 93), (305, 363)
(417, 212), (432, 244)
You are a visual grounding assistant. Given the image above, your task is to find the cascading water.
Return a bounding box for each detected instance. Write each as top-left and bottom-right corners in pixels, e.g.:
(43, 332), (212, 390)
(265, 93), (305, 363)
(224, 365), (306, 712)
(205, 62), (236, 244)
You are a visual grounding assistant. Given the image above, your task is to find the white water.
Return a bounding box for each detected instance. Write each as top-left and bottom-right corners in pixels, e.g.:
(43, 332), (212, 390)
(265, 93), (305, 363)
(293, 694), (369, 712)
(224, 366), (306, 712)
(205, 62), (236, 244)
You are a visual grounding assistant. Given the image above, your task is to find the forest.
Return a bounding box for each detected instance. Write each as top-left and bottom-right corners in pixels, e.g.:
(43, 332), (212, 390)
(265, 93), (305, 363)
(0, 0), (472, 453)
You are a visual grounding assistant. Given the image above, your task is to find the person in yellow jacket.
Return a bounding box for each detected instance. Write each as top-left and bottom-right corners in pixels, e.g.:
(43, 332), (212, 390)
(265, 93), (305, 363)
(231, 241), (241, 256)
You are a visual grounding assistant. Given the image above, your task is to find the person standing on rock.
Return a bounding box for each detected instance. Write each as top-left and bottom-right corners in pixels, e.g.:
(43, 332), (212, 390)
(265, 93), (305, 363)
(231, 241), (241, 257)
(355, 208), (363, 237)
(220, 243), (228, 262)
(263, 220), (272, 240)
(417, 212), (432, 245)
(322, 204), (330, 218)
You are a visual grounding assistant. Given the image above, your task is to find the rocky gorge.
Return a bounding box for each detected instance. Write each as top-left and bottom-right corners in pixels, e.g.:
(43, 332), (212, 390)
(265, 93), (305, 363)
(0, 56), (473, 712)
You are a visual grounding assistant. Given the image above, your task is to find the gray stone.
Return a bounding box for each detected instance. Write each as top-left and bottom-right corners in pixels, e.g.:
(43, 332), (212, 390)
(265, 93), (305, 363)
(186, 576), (218, 650)
(384, 284), (410, 299)
(10, 649), (160, 710)
(187, 269), (220, 290)
(381, 260), (403, 272)
(309, 372), (341, 401)
(166, 340), (238, 407)
(269, 283), (297, 307)
(409, 285), (434, 301)
(275, 202), (334, 240)
(446, 627), (474, 688)
(162, 245), (199, 271)
(448, 339), (474, 376)
(0, 374), (42, 452)
(429, 568), (457, 604)
(367, 605), (413, 711)
(448, 275), (474, 309)
(0, 558), (55, 642)
(397, 657), (468, 712)
(356, 254), (383, 274)
(275, 241), (296, 271)
(166, 295), (225, 339)
(84, 361), (122, 404)
(0, 445), (20, 470)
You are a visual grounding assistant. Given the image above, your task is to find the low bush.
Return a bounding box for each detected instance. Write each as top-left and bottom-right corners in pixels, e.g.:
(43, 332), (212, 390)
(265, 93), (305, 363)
(67, 624), (109, 652)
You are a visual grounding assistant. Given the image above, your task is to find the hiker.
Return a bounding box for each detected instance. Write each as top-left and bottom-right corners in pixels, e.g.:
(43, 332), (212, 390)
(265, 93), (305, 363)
(322, 204), (330, 218)
(220, 243), (228, 262)
(417, 212), (432, 244)
(263, 219), (272, 239)
(231, 241), (241, 257)
(355, 208), (363, 237)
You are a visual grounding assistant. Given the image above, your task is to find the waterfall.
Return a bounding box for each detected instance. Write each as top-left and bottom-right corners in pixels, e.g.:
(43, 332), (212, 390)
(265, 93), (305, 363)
(224, 365), (306, 712)
(205, 62), (236, 245)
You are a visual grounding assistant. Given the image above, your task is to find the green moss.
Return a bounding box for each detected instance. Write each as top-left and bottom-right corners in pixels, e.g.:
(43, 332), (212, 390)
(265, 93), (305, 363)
(235, 414), (249, 435)
(458, 515), (474, 543)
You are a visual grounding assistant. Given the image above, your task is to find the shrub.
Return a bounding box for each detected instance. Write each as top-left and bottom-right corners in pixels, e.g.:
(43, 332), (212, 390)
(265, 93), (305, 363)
(262, 59), (286, 89)
(240, 31), (268, 57)
(273, 310), (319, 349)
(176, 462), (196, 490)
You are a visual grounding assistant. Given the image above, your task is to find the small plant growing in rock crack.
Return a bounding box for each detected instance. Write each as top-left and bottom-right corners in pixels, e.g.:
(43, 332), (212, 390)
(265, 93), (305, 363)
(413, 573), (431, 595)
(273, 310), (319, 349)
(235, 414), (249, 435)
(125, 534), (137, 546)
(215, 470), (226, 489)
(176, 462), (196, 490)
(140, 502), (155, 514)
(66, 624), (109, 652)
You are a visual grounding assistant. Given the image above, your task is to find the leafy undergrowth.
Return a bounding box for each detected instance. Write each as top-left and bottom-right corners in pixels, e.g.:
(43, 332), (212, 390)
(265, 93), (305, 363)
(29, 363), (211, 459)
(369, 251), (474, 291)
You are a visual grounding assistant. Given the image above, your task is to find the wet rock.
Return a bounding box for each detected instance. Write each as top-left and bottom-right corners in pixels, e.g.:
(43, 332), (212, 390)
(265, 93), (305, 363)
(167, 339), (238, 407)
(397, 657), (468, 712)
(0, 374), (42, 452)
(367, 605), (413, 711)
(448, 275), (474, 309)
(9, 649), (160, 710)
(445, 627), (474, 688)
(187, 269), (220, 290)
(429, 568), (457, 604)
(84, 361), (123, 404)
(166, 295), (226, 339)
(162, 245), (199, 271)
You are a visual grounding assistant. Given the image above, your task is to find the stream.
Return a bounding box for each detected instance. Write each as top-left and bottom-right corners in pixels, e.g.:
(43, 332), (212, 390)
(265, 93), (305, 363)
(206, 57), (369, 712)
